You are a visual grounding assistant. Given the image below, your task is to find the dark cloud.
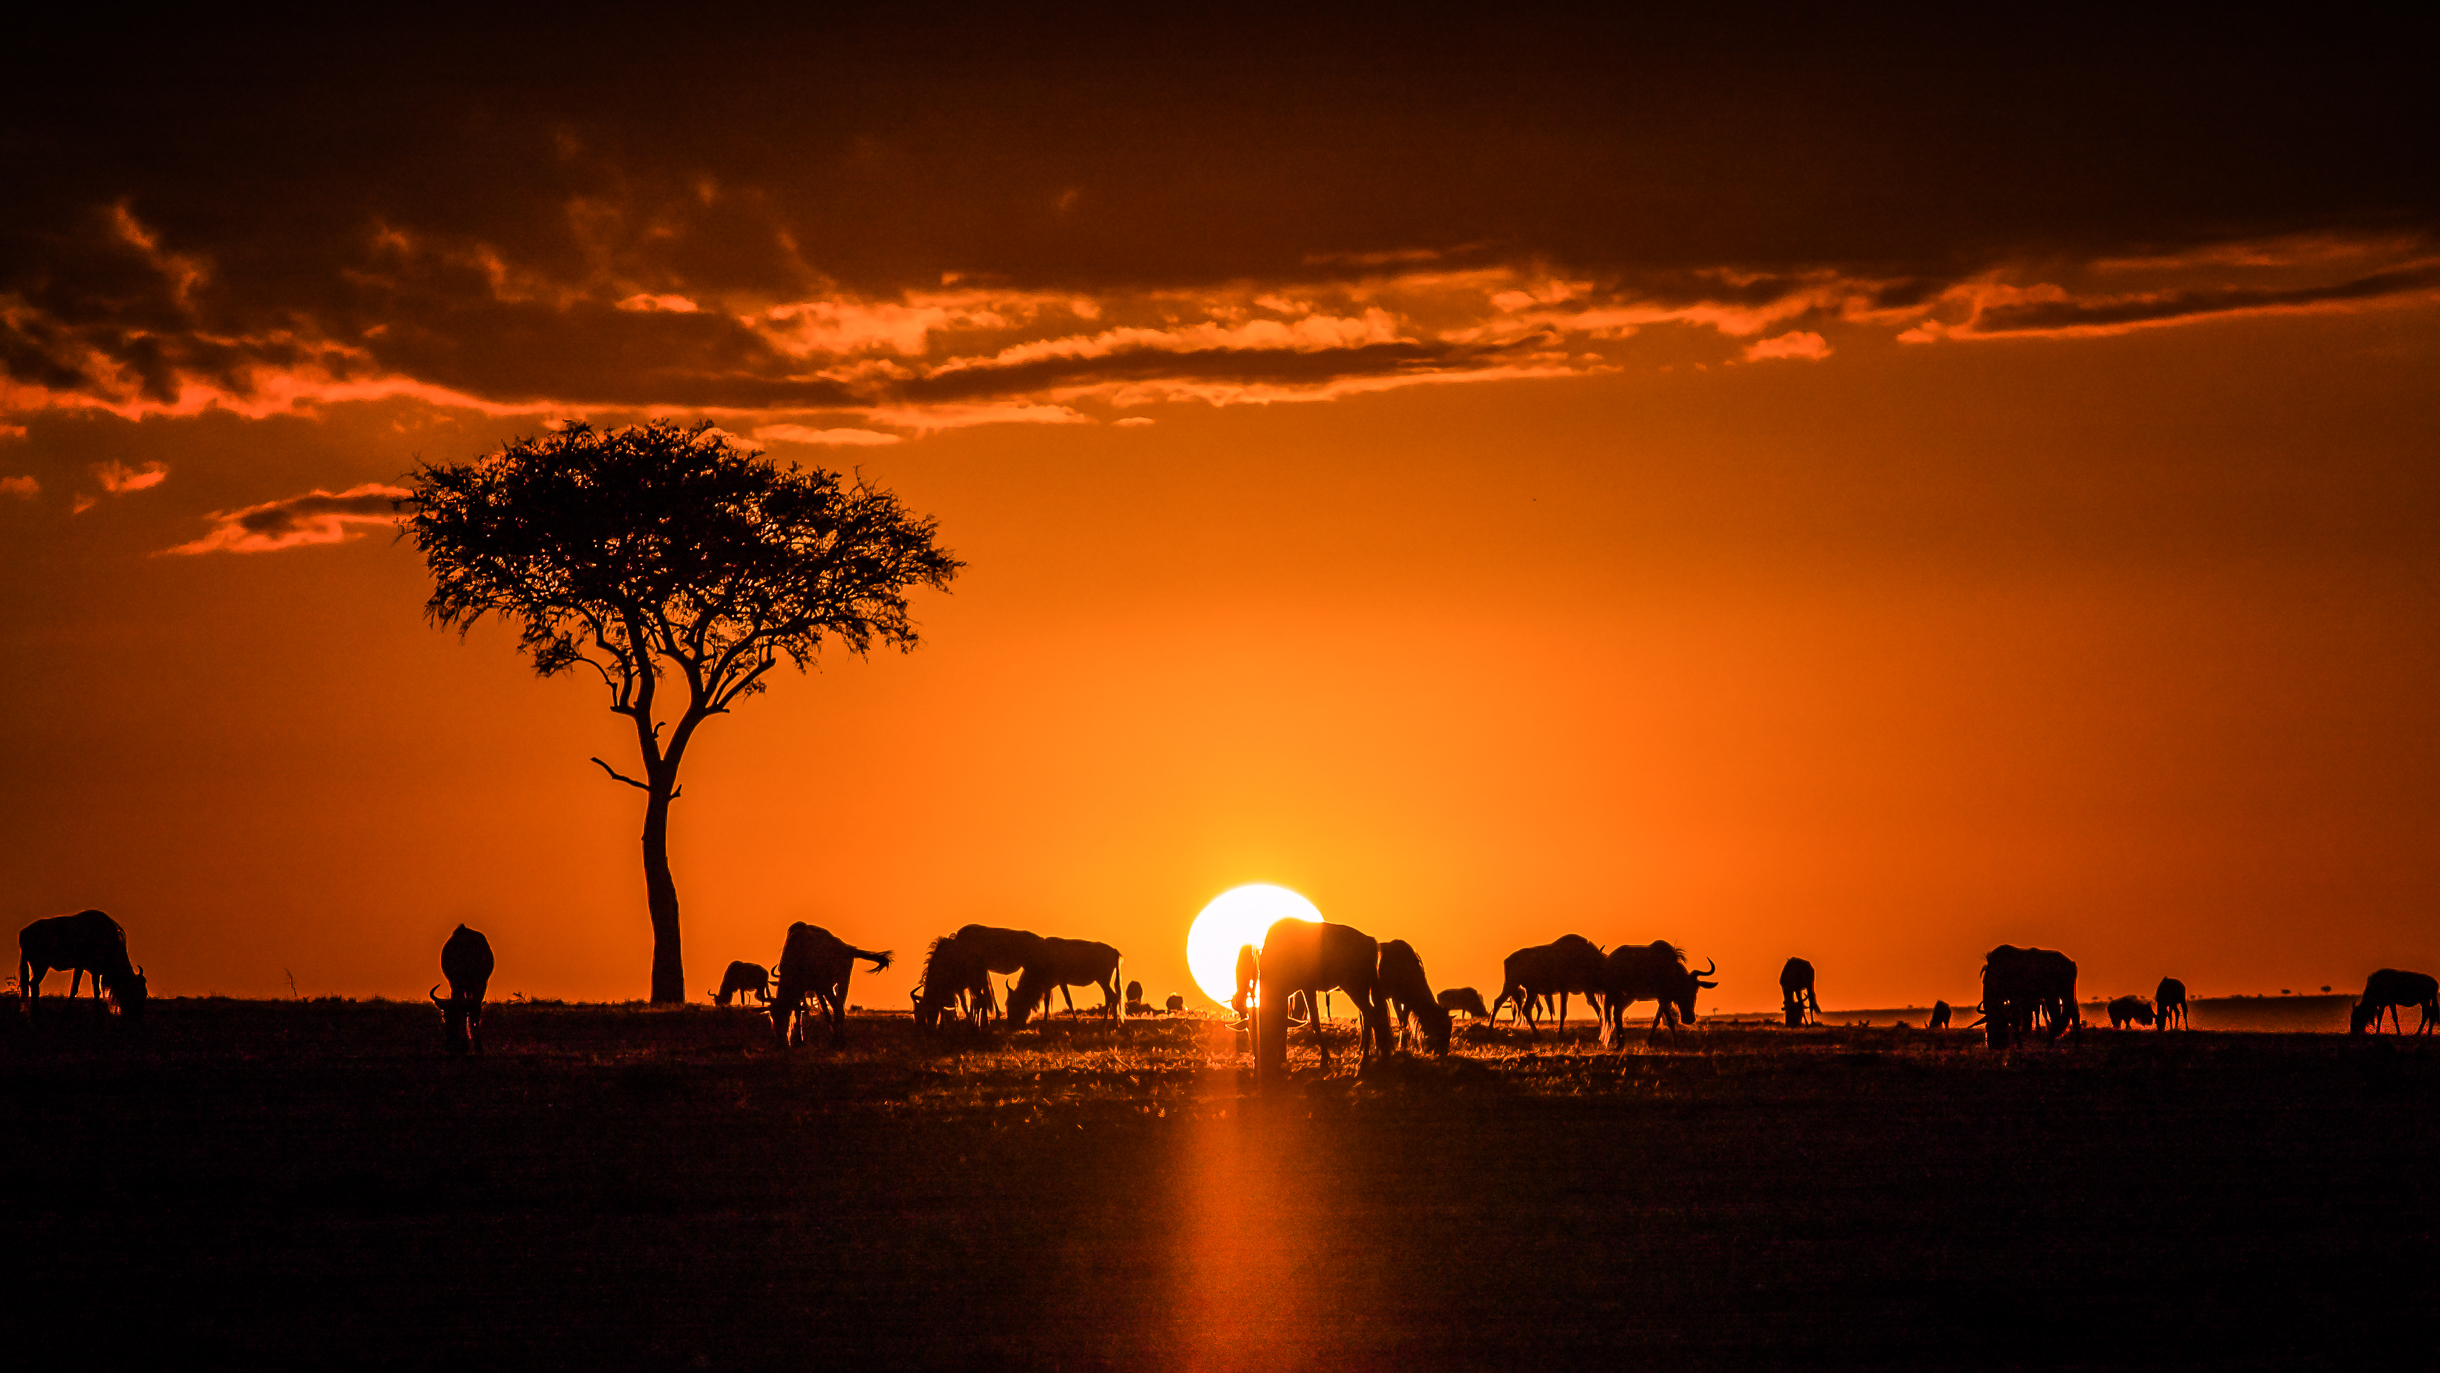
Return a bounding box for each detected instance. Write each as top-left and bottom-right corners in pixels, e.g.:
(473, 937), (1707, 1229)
(1965, 264), (2440, 336)
(165, 484), (408, 555)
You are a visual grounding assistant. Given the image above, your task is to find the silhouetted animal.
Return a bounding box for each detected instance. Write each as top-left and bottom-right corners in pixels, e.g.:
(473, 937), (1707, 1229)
(18, 909), (147, 1024)
(2154, 977), (2188, 1030)
(771, 923), (891, 1047)
(1007, 937), (1123, 1028)
(1254, 917), (1393, 1079)
(429, 923), (494, 1054)
(1376, 939), (1452, 1054)
(2107, 995), (2155, 1029)
(1122, 978), (1156, 1016)
(1233, 944), (1258, 1022)
(1981, 945), (2079, 1049)
(1491, 935), (1609, 1038)
(1601, 941), (1717, 1044)
(1779, 957), (1821, 1027)
(912, 925), (1045, 1029)
(2350, 969), (2438, 1035)
(1927, 1000), (1952, 1030)
(1164, 993), (1186, 1013)
(1438, 986), (1492, 1020)
(712, 960), (772, 1006)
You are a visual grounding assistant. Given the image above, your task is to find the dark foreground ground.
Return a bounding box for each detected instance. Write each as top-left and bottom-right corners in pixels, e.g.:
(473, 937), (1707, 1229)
(6, 1000), (2434, 1370)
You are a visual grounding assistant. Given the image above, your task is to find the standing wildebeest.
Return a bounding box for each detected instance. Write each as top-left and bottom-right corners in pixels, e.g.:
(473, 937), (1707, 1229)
(711, 960), (773, 1006)
(1600, 941), (1717, 1045)
(1779, 957), (1821, 1027)
(770, 923), (892, 1047)
(2350, 969), (2439, 1035)
(1254, 917), (1393, 1080)
(1981, 945), (2080, 1049)
(1007, 937), (1123, 1028)
(912, 924), (1045, 1030)
(1927, 999), (1952, 1030)
(1490, 935), (1608, 1039)
(2154, 977), (2189, 1030)
(430, 923), (494, 1054)
(1437, 986), (1492, 1021)
(2107, 995), (2156, 1029)
(18, 909), (148, 1024)
(1376, 939), (1452, 1055)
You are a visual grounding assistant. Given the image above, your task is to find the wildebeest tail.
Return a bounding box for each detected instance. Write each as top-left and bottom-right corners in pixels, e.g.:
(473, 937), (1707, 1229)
(854, 948), (892, 972)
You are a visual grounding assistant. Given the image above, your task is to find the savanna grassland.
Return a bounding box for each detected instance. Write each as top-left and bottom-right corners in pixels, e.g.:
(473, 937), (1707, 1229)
(6, 1000), (2433, 1370)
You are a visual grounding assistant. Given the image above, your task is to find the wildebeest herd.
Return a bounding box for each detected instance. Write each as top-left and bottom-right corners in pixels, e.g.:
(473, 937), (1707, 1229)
(14, 908), (2440, 1062)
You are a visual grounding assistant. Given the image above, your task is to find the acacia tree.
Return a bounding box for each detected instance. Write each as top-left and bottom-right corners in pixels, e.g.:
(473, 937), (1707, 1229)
(400, 420), (960, 1002)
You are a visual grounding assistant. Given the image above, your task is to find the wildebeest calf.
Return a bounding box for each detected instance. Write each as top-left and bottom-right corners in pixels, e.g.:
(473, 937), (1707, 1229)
(18, 909), (148, 1024)
(1437, 986), (1492, 1020)
(431, 924), (494, 1053)
(712, 960), (773, 1006)
(2107, 995), (2156, 1029)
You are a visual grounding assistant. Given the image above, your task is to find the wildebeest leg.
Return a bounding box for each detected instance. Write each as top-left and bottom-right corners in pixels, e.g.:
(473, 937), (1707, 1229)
(1310, 988), (1331, 1072)
(1061, 984), (1077, 1019)
(69, 968), (83, 998)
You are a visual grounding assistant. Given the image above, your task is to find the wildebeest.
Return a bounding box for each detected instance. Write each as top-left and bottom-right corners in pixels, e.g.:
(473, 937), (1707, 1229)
(2155, 977), (2189, 1030)
(771, 923), (892, 1047)
(1007, 937), (1124, 1028)
(428, 923), (495, 1053)
(2349, 969), (2439, 1035)
(2107, 995), (2156, 1029)
(1926, 999), (1952, 1030)
(711, 960), (773, 1006)
(1981, 945), (2080, 1049)
(1253, 917), (1393, 1080)
(1233, 944), (1258, 1022)
(1376, 938), (1452, 1055)
(18, 909), (148, 1024)
(1779, 957), (1821, 1027)
(1600, 941), (1717, 1045)
(1490, 935), (1608, 1039)
(1437, 986), (1492, 1020)
(911, 924), (1045, 1030)
(1164, 993), (1186, 1013)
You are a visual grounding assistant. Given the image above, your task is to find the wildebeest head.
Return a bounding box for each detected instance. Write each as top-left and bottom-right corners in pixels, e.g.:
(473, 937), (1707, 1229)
(1672, 958), (1718, 1025)
(431, 984), (480, 1054)
(111, 966), (147, 1023)
(2350, 999), (2377, 1035)
(1416, 998), (1453, 1054)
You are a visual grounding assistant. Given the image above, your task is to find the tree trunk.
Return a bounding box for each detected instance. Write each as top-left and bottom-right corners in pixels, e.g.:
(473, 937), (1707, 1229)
(642, 783), (685, 1003)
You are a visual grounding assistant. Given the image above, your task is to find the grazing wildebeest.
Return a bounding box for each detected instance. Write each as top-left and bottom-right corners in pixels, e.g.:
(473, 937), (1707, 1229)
(1253, 917), (1393, 1080)
(1164, 993), (1186, 1013)
(1438, 986), (1492, 1021)
(1779, 957), (1821, 1027)
(711, 960), (773, 1006)
(2350, 969), (2439, 1035)
(911, 924), (1045, 1030)
(1376, 939), (1453, 1054)
(770, 923), (891, 1047)
(1007, 937), (1124, 1028)
(430, 923), (494, 1054)
(2107, 995), (2156, 1029)
(1981, 944), (2080, 1049)
(1490, 935), (1608, 1039)
(1123, 978), (1157, 1017)
(1927, 999), (1953, 1030)
(1600, 941), (1717, 1045)
(2155, 977), (2189, 1030)
(18, 909), (148, 1024)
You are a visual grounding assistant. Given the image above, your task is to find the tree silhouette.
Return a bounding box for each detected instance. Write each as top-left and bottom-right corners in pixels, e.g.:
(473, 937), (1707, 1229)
(399, 420), (960, 1002)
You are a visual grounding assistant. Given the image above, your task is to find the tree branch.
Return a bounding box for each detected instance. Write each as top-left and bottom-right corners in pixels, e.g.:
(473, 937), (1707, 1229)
(590, 757), (653, 790)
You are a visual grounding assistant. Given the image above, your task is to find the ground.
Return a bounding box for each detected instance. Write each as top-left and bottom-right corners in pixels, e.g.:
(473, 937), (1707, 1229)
(6, 999), (2434, 1369)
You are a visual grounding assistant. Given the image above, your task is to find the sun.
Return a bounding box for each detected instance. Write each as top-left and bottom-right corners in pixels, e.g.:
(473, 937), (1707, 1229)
(1187, 884), (1323, 1006)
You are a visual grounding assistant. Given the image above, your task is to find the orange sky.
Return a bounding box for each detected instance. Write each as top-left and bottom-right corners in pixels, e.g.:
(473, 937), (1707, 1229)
(4, 9), (2435, 1011)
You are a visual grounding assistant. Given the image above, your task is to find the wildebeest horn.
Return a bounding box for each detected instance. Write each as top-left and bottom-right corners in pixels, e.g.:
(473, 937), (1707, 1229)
(1696, 958), (1717, 978)
(429, 984), (447, 1006)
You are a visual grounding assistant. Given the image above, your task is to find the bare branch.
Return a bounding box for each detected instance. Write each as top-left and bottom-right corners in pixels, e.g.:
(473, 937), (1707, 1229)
(589, 757), (652, 790)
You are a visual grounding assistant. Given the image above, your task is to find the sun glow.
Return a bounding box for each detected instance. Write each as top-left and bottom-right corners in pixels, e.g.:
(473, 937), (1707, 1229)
(1186, 884), (1322, 1006)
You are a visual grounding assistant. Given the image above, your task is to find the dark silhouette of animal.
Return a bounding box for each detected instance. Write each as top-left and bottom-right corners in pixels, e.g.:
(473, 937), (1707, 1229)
(2154, 977), (2189, 1030)
(1376, 939), (1452, 1054)
(1601, 941), (1717, 1044)
(771, 923), (891, 1047)
(1438, 986), (1492, 1020)
(1123, 978), (1157, 1016)
(18, 909), (148, 1024)
(1007, 937), (1123, 1028)
(1927, 1000), (1952, 1030)
(711, 960), (772, 1006)
(1233, 944), (1258, 1022)
(1164, 993), (1185, 1013)
(1491, 935), (1609, 1038)
(1981, 945), (2080, 1049)
(1254, 917), (1393, 1080)
(429, 923), (494, 1053)
(911, 924), (1045, 1029)
(2107, 995), (2155, 1029)
(2350, 969), (2438, 1035)
(1779, 956), (1820, 1027)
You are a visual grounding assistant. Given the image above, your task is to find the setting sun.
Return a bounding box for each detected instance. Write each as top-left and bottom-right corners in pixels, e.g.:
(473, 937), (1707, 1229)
(1186, 884), (1321, 1006)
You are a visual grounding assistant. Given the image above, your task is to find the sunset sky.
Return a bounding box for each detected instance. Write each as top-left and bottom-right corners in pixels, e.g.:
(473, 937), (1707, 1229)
(5, 8), (2434, 1012)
